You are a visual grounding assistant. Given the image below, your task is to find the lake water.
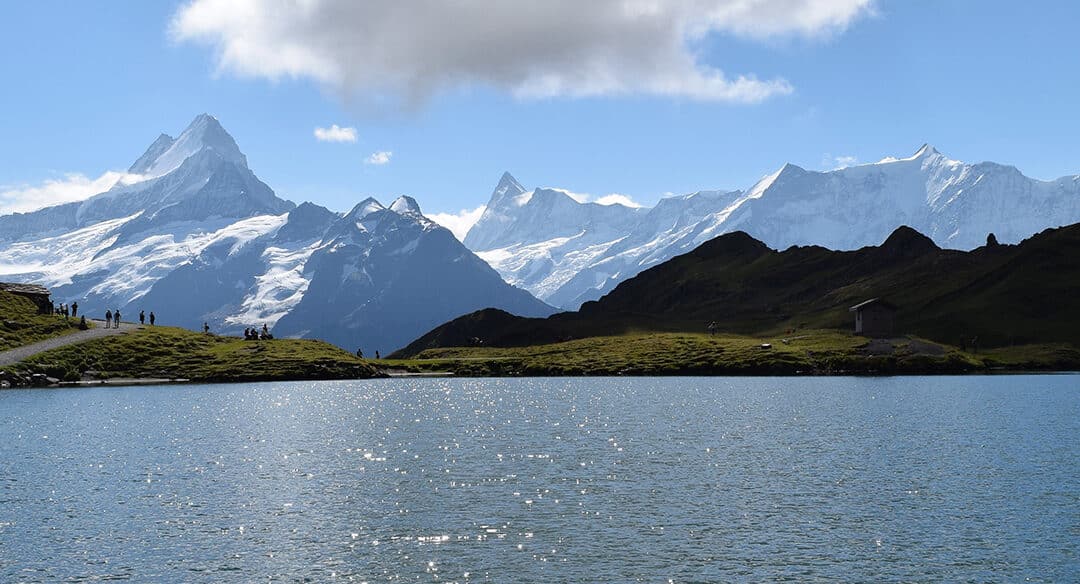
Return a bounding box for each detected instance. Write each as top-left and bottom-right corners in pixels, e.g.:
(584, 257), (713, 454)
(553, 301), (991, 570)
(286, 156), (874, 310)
(1, 376), (1077, 582)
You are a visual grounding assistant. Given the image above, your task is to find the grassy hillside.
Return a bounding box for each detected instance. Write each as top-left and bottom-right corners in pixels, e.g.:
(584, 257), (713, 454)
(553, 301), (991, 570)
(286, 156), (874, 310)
(3, 325), (377, 384)
(385, 330), (1079, 376)
(0, 289), (84, 351)
(395, 224), (1080, 358)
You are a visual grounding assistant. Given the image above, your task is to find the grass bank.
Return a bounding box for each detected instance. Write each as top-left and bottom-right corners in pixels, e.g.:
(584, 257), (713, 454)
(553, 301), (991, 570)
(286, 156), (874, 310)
(0, 290), (85, 352)
(382, 330), (1080, 377)
(3, 325), (377, 384)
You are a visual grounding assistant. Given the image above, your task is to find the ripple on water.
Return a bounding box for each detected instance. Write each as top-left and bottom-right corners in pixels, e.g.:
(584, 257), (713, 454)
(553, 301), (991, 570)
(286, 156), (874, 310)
(0, 376), (1077, 581)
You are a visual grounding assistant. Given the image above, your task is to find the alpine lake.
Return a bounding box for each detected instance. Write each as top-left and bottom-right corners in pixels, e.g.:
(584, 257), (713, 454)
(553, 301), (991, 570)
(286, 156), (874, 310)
(1, 376), (1077, 582)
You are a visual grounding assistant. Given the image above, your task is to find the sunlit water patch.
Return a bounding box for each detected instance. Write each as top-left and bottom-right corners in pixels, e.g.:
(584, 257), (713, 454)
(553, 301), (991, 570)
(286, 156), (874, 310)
(0, 376), (1077, 581)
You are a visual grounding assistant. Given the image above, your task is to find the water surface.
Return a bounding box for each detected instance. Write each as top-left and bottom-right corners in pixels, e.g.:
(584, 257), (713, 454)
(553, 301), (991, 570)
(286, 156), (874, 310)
(1, 376), (1077, 581)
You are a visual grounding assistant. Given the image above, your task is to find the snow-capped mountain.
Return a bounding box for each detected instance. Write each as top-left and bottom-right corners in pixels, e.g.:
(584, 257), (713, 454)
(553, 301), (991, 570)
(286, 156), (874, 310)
(465, 146), (1080, 309)
(0, 114), (553, 351)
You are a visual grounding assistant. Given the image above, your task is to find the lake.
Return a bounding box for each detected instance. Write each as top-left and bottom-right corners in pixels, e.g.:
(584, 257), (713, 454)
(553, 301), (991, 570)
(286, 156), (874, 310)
(1, 376), (1077, 582)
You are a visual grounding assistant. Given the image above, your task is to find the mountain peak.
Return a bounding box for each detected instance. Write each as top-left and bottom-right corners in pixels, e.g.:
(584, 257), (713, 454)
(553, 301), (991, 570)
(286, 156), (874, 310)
(913, 143), (940, 158)
(389, 195), (422, 215)
(347, 197), (386, 220)
(486, 171), (528, 209)
(877, 225), (939, 259)
(128, 113), (247, 178)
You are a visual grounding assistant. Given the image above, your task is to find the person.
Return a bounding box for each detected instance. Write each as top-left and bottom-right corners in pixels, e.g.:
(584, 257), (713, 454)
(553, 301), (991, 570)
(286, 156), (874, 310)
(105, 310), (112, 328)
(356, 348), (364, 358)
(375, 350), (380, 359)
(139, 310), (145, 325)
(203, 322), (210, 334)
(78, 316), (88, 330)
(114, 310), (121, 328)
(71, 302), (78, 318)
(149, 311), (156, 326)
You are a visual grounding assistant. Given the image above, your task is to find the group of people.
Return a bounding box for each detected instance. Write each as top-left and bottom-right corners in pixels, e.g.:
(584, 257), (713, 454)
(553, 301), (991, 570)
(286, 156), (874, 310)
(103, 309), (156, 329)
(244, 324), (273, 340)
(355, 348), (380, 359)
(53, 301), (77, 318)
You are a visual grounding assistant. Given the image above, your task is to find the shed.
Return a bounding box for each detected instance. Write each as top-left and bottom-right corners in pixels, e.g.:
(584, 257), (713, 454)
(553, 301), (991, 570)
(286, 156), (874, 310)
(0, 282), (53, 314)
(849, 298), (897, 337)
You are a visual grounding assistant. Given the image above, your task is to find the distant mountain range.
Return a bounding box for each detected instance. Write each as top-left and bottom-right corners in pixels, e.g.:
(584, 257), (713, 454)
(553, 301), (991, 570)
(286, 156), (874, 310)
(4, 114), (1078, 353)
(0, 115), (553, 353)
(396, 222), (1080, 357)
(465, 147), (1080, 309)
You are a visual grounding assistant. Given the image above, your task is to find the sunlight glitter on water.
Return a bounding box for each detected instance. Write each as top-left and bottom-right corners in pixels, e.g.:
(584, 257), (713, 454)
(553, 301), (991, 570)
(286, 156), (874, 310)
(0, 376), (1077, 581)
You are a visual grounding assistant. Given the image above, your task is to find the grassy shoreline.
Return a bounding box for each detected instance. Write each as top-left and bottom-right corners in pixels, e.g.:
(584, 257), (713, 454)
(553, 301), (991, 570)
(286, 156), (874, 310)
(380, 331), (1080, 377)
(2, 325), (377, 386)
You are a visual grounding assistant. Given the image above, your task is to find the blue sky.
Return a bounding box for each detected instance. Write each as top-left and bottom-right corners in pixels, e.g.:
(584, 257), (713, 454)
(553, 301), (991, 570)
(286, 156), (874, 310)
(2, 1), (1079, 231)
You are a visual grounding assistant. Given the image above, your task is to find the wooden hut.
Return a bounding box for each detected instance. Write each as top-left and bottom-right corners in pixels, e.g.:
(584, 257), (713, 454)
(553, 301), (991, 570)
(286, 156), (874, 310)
(849, 298), (897, 337)
(0, 282), (53, 314)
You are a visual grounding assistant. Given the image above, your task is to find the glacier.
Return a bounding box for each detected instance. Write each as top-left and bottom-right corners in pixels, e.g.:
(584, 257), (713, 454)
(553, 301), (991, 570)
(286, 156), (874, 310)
(464, 145), (1080, 309)
(0, 114), (554, 352)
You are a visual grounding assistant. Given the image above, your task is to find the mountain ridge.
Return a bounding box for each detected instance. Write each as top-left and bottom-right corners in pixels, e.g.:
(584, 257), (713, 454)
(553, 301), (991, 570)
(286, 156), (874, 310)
(463, 145), (1080, 309)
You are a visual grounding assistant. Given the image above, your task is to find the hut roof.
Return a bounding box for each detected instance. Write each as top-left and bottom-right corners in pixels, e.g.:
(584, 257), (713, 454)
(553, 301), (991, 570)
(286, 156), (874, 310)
(0, 282), (51, 296)
(848, 298), (897, 312)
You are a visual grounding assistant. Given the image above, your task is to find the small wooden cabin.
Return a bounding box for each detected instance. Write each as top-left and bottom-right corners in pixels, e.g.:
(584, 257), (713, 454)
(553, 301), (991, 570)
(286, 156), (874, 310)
(849, 298), (897, 337)
(0, 282), (53, 314)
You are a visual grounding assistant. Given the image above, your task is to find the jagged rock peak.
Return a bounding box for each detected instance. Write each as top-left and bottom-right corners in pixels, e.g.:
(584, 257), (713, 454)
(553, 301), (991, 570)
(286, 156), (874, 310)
(389, 195), (422, 215)
(347, 197), (386, 219)
(487, 171), (528, 208)
(128, 113), (248, 178)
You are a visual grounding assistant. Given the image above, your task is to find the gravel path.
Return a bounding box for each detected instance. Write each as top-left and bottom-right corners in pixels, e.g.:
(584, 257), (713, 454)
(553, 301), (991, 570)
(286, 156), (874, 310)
(0, 320), (142, 367)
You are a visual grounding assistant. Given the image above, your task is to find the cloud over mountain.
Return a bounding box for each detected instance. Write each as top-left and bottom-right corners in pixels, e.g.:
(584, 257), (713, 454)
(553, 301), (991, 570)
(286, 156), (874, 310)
(172, 0), (872, 106)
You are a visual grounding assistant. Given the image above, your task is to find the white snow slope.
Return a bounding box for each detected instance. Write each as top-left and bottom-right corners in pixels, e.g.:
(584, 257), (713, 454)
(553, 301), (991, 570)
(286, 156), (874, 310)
(466, 146), (1080, 309)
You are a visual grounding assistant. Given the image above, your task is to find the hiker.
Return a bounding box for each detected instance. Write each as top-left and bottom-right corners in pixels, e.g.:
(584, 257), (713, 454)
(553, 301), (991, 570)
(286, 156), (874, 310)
(203, 322), (210, 334)
(262, 324), (269, 336)
(79, 316), (88, 330)
(114, 310), (121, 328)
(105, 310), (113, 328)
(149, 312), (156, 326)
(356, 348), (364, 358)
(375, 350), (380, 359)
(71, 302), (78, 318)
(139, 310), (145, 325)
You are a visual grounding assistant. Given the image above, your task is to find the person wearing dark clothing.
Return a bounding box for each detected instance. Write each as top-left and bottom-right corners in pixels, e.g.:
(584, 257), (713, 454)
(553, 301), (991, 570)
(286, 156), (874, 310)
(71, 302), (78, 318)
(79, 316), (88, 330)
(114, 310), (121, 328)
(356, 348), (364, 359)
(149, 312), (156, 326)
(105, 310), (112, 328)
(375, 351), (380, 359)
(203, 322), (210, 334)
(139, 310), (145, 325)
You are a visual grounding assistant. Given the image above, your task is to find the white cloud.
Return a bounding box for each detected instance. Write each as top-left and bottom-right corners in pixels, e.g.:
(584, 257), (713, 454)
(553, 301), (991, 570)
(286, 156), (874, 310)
(824, 154), (858, 170)
(0, 171), (146, 215)
(549, 188), (591, 204)
(548, 188), (643, 208)
(314, 124), (358, 143)
(595, 193), (645, 208)
(365, 151), (392, 166)
(172, 0), (873, 106)
(428, 205), (487, 242)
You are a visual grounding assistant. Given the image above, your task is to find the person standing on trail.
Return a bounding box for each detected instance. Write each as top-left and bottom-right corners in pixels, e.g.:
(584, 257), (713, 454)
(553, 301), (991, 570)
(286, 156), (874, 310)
(203, 322), (210, 334)
(114, 310), (121, 329)
(149, 312), (156, 326)
(105, 310), (112, 328)
(139, 310), (145, 325)
(71, 302), (78, 318)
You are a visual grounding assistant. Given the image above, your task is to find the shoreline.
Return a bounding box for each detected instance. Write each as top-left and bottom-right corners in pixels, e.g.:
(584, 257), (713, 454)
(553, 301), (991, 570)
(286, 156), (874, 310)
(3, 368), (1077, 390)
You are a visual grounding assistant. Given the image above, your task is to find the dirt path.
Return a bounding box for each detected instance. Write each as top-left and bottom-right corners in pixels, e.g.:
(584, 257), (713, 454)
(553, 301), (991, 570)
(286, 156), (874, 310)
(0, 320), (142, 367)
